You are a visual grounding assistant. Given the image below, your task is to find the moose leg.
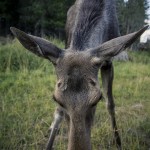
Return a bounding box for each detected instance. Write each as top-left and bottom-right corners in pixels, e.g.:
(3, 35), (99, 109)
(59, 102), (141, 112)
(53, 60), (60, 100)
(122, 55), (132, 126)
(101, 62), (121, 150)
(46, 107), (64, 150)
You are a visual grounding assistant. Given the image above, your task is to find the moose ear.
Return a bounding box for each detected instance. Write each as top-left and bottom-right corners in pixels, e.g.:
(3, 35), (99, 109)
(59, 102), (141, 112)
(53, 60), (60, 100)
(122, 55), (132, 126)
(10, 27), (63, 64)
(90, 25), (149, 59)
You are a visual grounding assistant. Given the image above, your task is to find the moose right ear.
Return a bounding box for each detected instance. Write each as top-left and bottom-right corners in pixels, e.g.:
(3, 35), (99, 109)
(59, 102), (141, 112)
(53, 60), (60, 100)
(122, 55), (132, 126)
(90, 25), (148, 60)
(10, 27), (63, 64)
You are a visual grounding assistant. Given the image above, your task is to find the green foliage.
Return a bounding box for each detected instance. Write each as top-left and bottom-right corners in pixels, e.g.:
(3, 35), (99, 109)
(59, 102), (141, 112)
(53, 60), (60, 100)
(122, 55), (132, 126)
(0, 0), (19, 20)
(0, 0), (148, 37)
(0, 40), (150, 149)
(0, 0), (75, 36)
(19, 0), (68, 29)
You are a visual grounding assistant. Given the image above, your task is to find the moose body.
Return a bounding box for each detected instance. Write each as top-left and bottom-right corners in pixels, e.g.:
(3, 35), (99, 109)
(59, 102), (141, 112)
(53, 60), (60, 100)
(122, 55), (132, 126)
(10, 0), (148, 149)
(66, 0), (120, 50)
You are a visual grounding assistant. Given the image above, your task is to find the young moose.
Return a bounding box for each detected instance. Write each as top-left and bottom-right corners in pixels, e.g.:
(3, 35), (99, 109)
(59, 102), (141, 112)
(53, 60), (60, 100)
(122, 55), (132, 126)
(10, 0), (148, 149)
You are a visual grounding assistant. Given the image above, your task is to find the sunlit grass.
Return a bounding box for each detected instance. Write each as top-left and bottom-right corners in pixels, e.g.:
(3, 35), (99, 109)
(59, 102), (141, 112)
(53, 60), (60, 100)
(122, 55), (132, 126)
(0, 40), (150, 149)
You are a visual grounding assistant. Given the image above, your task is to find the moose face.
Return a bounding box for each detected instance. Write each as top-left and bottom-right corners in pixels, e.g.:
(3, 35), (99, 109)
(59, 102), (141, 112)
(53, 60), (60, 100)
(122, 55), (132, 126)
(53, 51), (102, 120)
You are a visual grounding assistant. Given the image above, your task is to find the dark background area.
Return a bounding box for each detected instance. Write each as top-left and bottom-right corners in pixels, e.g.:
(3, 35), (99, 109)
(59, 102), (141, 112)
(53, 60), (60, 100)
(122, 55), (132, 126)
(0, 0), (149, 39)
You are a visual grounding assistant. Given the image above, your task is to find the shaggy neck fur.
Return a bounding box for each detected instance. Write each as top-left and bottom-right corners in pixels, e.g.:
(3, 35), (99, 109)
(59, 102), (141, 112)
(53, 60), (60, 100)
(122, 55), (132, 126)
(71, 0), (105, 50)
(70, 0), (119, 51)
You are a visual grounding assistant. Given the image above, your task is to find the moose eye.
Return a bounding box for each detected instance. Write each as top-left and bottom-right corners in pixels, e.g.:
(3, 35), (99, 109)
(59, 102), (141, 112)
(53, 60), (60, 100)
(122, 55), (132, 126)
(89, 79), (96, 86)
(94, 63), (101, 68)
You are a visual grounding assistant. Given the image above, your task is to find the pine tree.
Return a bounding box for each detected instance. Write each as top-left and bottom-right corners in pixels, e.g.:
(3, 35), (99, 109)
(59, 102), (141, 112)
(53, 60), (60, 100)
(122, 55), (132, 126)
(116, 0), (148, 35)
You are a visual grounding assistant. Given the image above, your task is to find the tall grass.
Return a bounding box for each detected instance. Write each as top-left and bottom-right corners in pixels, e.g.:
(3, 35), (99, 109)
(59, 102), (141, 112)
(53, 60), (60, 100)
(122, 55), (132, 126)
(0, 39), (150, 150)
(0, 38), (64, 72)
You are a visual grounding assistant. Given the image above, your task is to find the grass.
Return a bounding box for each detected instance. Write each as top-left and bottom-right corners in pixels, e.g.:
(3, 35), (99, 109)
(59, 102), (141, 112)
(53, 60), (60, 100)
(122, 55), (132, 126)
(0, 39), (150, 150)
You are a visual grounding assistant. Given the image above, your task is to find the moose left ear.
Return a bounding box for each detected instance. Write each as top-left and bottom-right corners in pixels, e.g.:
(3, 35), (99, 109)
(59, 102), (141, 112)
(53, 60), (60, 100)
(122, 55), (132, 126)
(90, 25), (149, 58)
(10, 27), (63, 64)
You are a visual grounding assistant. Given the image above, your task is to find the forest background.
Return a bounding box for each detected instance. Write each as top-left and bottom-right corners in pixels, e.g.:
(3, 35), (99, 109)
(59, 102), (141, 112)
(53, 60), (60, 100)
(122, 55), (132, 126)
(0, 0), (149, 38)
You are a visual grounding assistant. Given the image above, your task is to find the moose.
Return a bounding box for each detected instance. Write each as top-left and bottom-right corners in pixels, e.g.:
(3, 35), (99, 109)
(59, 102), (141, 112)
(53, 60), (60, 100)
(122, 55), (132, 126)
(10, 0), (148, 149)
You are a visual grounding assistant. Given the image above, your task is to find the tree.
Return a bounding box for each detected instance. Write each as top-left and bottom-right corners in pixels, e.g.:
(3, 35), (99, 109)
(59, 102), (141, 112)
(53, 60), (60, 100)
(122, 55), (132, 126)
(0, 0), (148, 39)
(18, 0), (75, 37)
(116, 0), (149, 35)
(0, 0), (19, 35)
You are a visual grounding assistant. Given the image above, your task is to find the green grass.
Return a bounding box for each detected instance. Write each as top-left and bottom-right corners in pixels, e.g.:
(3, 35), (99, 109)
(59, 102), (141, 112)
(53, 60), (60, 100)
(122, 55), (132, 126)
(0, 40), (150, 150)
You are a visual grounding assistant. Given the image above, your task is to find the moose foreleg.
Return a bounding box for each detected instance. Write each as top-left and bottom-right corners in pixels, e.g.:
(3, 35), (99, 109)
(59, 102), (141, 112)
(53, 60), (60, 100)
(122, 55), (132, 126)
(101, 62), (122, 150)
(46, 107), (64, 150)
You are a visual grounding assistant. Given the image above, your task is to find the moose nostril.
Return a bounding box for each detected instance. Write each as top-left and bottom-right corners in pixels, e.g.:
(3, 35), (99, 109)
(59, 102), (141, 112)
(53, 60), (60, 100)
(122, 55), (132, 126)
(57, 82), (62, 87)
(53, 95), (65, 108)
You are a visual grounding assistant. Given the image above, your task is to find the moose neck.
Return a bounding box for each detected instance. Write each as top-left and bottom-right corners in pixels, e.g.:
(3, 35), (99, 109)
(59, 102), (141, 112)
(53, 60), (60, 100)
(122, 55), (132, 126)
(71, 0), (106, 51)
(67, 116), (91, 150)
(70, 0), (119, 51)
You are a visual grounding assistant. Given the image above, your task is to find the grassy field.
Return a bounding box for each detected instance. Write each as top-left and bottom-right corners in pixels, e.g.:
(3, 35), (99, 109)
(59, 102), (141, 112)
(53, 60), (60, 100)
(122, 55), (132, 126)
(0, 39), (150, 150)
